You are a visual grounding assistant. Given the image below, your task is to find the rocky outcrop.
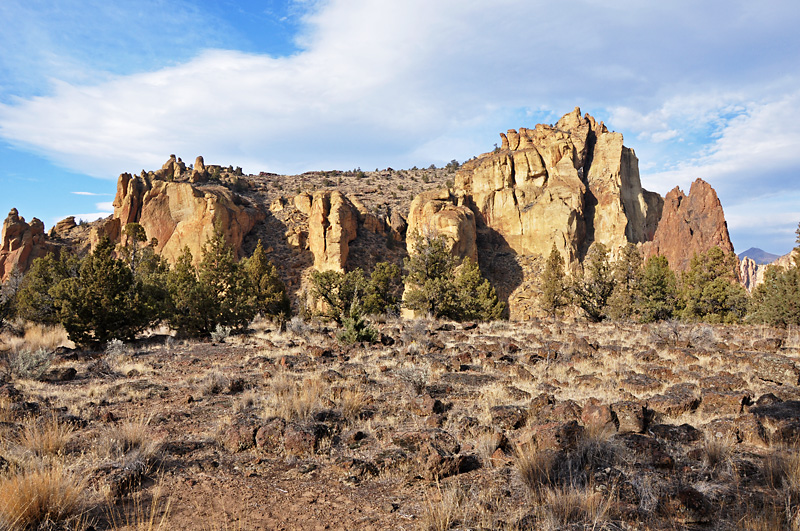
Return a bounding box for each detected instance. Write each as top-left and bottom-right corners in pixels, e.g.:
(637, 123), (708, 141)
(740, 256), (759, 292)
(406, 190), (478, 262)
(110, 160), (263, 263)
(308, 191), (358, 272)
(642, 179), (734, 272)
(0, 209), (50, 282)
(190, 156), (208, 183)
(741, 250), (799, 291)
(452, 107), (661, 264)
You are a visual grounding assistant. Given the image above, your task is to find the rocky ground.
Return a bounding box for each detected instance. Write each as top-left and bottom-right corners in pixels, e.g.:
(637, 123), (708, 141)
(2, 318), (800, 530)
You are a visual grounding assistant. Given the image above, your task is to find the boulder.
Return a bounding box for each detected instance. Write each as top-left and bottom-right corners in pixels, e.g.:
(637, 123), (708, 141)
(49, 216), (77, 238)
(0, 208), (50, 282)
(641, 179), (734, 271)
(307, 191), (358, 272)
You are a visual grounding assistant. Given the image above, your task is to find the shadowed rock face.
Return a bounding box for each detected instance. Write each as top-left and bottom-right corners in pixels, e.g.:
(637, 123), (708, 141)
(641, 179), (734, 272)
(0, 208), (50, 282)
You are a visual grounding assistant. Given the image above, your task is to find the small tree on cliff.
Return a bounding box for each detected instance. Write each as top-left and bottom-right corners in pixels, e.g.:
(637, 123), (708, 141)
(539, 244), (569, 319)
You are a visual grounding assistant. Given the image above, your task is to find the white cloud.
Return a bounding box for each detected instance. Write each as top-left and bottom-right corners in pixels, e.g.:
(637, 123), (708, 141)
(95, 201), (114, 211)
(1, 0), (800, 251)
(71, 191), (110, 196)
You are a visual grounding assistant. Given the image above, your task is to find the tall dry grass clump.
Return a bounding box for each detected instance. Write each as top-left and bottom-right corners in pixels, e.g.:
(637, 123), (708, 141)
(17, 414), (75, 458)
(0, 464), (85, 529)
(263, 373), (327, 421)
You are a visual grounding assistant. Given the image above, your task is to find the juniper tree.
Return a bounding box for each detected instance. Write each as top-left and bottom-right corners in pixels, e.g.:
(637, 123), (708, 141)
(539, 244), (569, 319)
(572, 242), (614, 322)
(52, 236), (153, 347)
(15, 253), (79, 324)
(637, 255), (678, 322)
(607, 243), (643, 321)
(748, 222), (800, 326)
(362, 262), (403, 316)
(403, 233), (503, 321)
(679, 247), (747, 324)
(244, 240), (290, 319)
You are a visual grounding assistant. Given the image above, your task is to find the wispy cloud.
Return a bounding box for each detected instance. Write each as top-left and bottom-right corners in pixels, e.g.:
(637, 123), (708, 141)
(1, 0), (799, 252)
(71, 191), (111, 196)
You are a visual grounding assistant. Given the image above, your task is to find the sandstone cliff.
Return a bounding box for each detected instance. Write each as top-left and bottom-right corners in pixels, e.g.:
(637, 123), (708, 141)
(641, 179), (734, 272)
(0, 209), (50, 283)
(307, 191), (358, 272)
(406, 190), (478, 262)
(740, 250), (798, 291)
(450, 107), (662, 265)
(108, 158), (264, 263)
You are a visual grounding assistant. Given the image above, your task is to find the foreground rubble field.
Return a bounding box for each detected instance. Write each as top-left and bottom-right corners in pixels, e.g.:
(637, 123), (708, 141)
(2, 319), (800, 530)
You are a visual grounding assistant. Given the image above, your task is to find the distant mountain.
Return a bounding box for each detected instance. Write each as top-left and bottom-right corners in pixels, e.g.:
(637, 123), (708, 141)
(738, 247), (781, 265)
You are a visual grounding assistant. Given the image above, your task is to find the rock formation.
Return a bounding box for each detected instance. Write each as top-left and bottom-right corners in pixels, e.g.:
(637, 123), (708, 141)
(741, 250), (798, 291)
(109, 158), (263, 263)
(450, 107), (662, 264)
(49, 216), (77, 239)
(0, 209), (50, 283)
(307, 191), (358, 272)
(641, 179), (734, 272)
(739, 256), (759, 292)
(406, 190), (478, 262)
(190, 156), (208, 183)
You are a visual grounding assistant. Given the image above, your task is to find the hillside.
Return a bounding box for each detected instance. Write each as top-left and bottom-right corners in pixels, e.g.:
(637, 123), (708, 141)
(739, 247), (781, 265)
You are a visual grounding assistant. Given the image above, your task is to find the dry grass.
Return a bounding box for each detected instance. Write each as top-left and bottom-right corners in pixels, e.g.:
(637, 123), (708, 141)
(263, 373), (327, 421)
(17, 413), (75, 458)
(420, 484), (463, 531)
(515, 445), (554, 493)
(337, 386), (369, 422)
(537, 484), (615, 531)
(98, 413), (161, 467)
(0, 464), (85, 529)
(3, 322), (72, 354)
(105, 478), (172, 531)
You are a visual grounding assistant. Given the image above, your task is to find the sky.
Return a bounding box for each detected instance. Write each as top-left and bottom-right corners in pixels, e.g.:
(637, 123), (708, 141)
(1, 1), (799, 255)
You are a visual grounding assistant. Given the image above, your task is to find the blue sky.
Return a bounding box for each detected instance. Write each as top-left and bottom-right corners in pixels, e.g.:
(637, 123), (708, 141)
(1, 1), (799, 254)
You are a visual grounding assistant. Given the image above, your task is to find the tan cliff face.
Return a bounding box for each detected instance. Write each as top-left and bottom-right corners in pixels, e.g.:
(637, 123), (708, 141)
(108, 160), (264, 264)
(451, 107), (662, 265)
(1, 112), (740, 321)
(307, 191), (358, 272)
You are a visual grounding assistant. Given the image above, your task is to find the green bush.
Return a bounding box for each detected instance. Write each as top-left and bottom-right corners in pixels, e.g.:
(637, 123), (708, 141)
(244, 240), (290, 320)
(606, 243), (643, 321)
(636, 255), (678, 322)
(52, 237), (153, 347)
(748, 224), (800, 326)
(404, 233), (503, 321)
(538, 244), (569, 318)
(167, 233), (257, 337)
(572, 242), (614, 322)
(15, 253), (79, 325)
(679, 247), (747, 324)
